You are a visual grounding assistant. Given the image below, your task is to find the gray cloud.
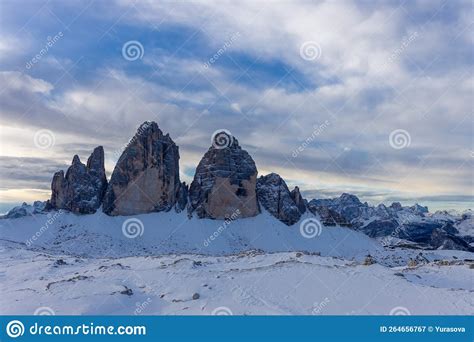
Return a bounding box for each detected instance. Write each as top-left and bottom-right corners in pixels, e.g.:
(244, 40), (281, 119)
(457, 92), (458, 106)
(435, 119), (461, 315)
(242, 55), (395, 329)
(0, 156), (67, 190)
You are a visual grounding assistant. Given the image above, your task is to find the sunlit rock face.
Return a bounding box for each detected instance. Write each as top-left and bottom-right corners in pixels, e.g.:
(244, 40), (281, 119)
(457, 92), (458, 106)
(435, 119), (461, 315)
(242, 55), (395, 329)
(102, 121), (182, 216)
(188, 133), (259, 219)
(50, 146), (107, 214)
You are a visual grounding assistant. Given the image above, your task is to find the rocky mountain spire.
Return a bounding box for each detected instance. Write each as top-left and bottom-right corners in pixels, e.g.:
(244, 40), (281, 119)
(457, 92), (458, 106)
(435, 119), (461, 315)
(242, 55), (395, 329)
(50, 146), (107, 214)
(256, 173), (302, 225)
(188, 132), (259, 219)
(290, 186), (306, 214)
(102, 121), (183, 216)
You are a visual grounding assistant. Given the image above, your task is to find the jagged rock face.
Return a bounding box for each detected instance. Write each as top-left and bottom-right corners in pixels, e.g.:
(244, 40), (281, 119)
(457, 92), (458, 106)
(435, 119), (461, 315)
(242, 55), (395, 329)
(358, 218), (399, 238)
(430, 228), (472, 251)
(256, 173), (301, 226)
(390, 202), (403, 211)
(309, 193), (473, 251)
(103, 122), (181, 216)
(175, 182), (188, 213)
(398, 222), (472, 251)
(307, 202), (351, 227)
(290, 186), (306, 214)
(409, 203), (429, 215)
(50, 147), (107, 214)
(50, 170), (67, 209)
(311, 193), (367, 222)
(188, 137), (259, 219)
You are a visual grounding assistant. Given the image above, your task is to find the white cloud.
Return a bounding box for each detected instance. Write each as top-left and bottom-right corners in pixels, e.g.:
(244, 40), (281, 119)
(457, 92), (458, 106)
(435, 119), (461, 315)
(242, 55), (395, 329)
(0, 71), (53, 94)
(0, 0), (471, 207)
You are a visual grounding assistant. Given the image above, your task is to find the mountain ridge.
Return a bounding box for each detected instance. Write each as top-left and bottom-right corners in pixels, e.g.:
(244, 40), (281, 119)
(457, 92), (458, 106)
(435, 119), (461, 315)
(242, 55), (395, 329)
(2, 121), (473, 252)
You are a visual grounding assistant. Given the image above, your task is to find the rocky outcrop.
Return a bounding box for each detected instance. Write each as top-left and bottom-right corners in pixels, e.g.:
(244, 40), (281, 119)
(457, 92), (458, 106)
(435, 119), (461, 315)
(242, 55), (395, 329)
(390, 202), (403, 211)
(256, 173), (301, 226)
(307, 202), (351, 227)
(188, 134), (259, 219)
(309, 193), (473, 251)
(175, 182), (188, 213)
(409, 203), (429, 215)
(102, 121), (181, 216)
(310, 193), (368, 223)
(290, 186), (306, 214)
(50, 146), (107, 214)
(2, 201), (46, 219)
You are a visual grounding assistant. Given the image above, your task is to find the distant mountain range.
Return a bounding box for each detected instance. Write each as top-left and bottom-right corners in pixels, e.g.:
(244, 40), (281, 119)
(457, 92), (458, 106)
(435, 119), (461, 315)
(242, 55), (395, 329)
(2, 121), (473, 252)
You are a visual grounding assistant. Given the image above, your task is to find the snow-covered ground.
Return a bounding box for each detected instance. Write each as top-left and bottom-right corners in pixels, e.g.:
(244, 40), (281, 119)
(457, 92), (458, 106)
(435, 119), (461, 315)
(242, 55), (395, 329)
(1, 241), (472, 315)
(0, 210), (473, 315)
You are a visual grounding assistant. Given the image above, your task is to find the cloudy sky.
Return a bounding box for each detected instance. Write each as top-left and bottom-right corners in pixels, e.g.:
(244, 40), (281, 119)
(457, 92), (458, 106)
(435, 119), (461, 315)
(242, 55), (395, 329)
(0, 0), (472, 212)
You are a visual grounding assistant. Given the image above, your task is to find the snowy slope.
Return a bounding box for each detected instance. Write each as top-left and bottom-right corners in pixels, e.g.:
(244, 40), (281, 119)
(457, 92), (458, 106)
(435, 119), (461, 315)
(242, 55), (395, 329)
(0, 210), (381, 260)
(1, 242), (472, 315)
(456, 217), (474, 238)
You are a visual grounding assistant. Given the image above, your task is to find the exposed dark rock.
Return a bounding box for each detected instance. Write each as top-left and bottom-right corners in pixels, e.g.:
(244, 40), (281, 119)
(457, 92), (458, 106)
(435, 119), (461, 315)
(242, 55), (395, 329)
(102, 122), (181, 216)
(256, 173), (301, 226)
(175, 182), (188, 213)
(358, 218), (400, 238)
(2, 201), (46, 219)
(120, 286), (133, 296)
(429, 228), (473, 252)
(306, 193), (473, 251)
(307, 203), (351, 227)
(409, 203), (429, 215)
(310, 193), (366, 222)
(290, 186), (306, 214)
(390, 202), (403, 211)
(50, 146), (107, 214)
(188, 135), (259, 219)
(50, 171), (67, 209)
(54, 259), (67, 266)
(363, 255), (375, 265)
